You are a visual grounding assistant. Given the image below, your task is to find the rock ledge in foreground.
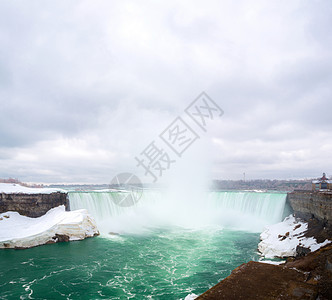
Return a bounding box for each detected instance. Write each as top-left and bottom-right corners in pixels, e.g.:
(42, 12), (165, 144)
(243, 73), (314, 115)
(197, 245), (332, 300)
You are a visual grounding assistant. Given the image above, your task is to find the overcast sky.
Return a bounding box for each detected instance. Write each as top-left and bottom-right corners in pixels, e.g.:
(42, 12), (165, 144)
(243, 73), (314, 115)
(0, 0), (331, 184)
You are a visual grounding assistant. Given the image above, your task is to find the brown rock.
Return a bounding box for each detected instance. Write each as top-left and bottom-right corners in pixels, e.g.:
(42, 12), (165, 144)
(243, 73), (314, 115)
(287, 191), (332, 224)
(0, 192), (69, 218)
(296, 246), (311, 257)
(53, 234), (70, 242)
(197, 245), (332, 300)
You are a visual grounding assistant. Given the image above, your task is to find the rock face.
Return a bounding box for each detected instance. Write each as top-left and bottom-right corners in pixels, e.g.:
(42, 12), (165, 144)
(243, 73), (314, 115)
(0, 192), (69, 218)
(197, 245), (332, 300)
(287, 191), (332, 224)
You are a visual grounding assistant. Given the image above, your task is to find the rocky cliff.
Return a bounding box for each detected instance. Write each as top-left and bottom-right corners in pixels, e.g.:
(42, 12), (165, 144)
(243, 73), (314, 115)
(197, 244), (332, 300)
(286, 191), (332, 224)
(0, 192), (69, 218)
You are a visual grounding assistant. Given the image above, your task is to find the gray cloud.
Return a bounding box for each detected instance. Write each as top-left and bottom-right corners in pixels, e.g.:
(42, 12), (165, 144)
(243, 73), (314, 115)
(0, 0), (331, 183)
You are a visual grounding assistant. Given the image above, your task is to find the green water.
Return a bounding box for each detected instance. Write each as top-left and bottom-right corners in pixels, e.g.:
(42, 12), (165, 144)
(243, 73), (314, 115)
(0, 228), (260, 299)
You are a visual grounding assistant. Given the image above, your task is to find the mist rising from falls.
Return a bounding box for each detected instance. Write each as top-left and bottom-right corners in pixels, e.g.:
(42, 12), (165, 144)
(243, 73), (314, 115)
(68, 190), (287, 234)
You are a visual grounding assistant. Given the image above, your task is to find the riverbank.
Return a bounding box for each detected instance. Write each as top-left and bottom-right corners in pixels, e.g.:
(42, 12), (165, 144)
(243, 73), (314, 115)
(0, 205), (99, 249)
(0, 184), (99, 249)
(197, 244), (332, 299)
(258, 214), (330, 258)
(196, 190), (332, 299)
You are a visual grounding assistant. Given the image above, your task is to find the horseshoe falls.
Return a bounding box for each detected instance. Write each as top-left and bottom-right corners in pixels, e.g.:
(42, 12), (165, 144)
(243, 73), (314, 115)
(1, 191), (288, 299)
(69, 190), (288, 234)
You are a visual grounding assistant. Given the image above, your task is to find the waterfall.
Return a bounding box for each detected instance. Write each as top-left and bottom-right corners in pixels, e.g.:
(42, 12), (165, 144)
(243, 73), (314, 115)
(68, 190), (287, 233)
(209, 191), (287, 225)
(207, 191), (287, 232)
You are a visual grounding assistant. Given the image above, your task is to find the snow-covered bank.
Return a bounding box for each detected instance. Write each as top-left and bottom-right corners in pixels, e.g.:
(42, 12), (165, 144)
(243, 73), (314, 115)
(0, 206), (99, 249)
(0, 183), (64, 194)
(258, 215), (330, 258)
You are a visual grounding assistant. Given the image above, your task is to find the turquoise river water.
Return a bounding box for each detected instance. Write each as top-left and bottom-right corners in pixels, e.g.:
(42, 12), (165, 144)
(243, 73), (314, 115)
(0, 191), (287, 299)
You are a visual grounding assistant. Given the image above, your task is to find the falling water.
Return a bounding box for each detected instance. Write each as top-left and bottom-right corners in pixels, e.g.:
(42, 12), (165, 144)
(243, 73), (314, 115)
(69, 190), (287, 233)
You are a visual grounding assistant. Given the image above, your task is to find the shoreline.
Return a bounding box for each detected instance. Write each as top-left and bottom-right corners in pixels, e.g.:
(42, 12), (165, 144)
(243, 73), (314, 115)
(195, 211), (332, 299)
(197, 244), (332, 299)
(0, 205), (99, 249)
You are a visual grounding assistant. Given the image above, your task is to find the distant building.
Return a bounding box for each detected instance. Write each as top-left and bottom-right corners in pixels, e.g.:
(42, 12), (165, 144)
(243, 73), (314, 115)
(312, 173), (332, 190)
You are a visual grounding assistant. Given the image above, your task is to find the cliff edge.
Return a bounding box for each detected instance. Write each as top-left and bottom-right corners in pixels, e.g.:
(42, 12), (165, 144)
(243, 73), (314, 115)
(0, 183), (69, 217)
(287, 190), (332, 225)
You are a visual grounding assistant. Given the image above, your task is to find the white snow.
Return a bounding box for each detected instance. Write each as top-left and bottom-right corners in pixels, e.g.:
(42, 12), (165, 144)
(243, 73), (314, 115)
(259, 260), (286, 265)
(0, 205), (99, 249)
(0, 183), (65, 194)
(184, 293), (198, 300)
(258, 215), (331, 258)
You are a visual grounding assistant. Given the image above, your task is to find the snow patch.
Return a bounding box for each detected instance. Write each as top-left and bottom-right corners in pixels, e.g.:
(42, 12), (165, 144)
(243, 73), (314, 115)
(184, 293), (198, 300)
(0, 183), (65, 194)
(258, 215), (331, 258)
(0, 205), (99, 249)
(259, 260), (286, 265)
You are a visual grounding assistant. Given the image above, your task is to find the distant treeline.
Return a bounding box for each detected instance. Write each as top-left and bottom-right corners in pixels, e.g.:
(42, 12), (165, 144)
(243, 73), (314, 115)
(211, 179), (312, 191)
(50, 179), (313, 192)
(1, 177), (313, 192)
(0, 178), (44, 188)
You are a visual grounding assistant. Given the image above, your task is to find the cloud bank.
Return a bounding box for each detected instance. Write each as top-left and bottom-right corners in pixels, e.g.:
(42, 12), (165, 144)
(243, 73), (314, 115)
(0, 0), (331, 183)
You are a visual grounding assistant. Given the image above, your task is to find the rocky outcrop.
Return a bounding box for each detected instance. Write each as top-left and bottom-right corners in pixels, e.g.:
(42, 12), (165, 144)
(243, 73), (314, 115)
(286, 191), (332, 224)
(197, 244), (332, 300)
(0, 192), (69, 218)
(258, 215), (330, 258)
(0, 206), (99, 249)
